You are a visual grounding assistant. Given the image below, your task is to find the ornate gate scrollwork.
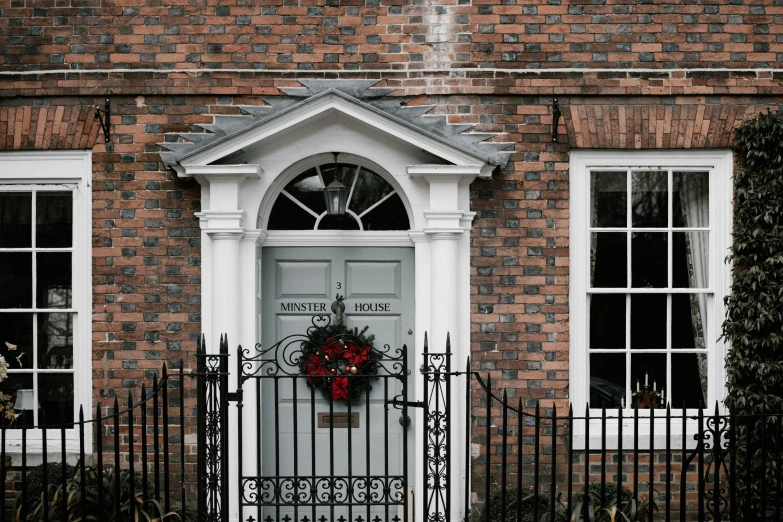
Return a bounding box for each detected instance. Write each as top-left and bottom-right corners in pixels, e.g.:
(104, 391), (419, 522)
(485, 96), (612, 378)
(235, 314), (410, 522)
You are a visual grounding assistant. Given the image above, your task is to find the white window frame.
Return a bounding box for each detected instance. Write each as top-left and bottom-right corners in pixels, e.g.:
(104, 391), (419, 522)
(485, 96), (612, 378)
(0, 151), (92, 460)
(569, 150), (732, 449)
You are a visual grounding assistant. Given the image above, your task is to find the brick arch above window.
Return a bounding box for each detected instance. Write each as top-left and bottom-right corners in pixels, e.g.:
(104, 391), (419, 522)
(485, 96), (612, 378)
(561, 102), (758, 149)
(0, 106), (103, 151)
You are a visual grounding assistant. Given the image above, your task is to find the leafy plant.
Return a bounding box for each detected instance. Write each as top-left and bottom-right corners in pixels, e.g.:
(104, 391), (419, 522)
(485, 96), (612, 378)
(473, 483), (637, 522)
(15, 463), (179, 522)
(471, 487), (550, 522)
(14, 463), (77, 508)
(539, 485), (655, 522)
(724, 109), (783, 516)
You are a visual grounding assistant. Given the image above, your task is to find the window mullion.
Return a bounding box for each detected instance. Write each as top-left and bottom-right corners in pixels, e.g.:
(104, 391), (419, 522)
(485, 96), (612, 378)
(667, 169), (673, 407)
(345, 164), (360, 210)
(31, 190), (38, 426)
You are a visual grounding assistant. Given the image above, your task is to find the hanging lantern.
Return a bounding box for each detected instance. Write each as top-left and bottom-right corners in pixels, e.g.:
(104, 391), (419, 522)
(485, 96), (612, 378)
(323, 152), (349, 216)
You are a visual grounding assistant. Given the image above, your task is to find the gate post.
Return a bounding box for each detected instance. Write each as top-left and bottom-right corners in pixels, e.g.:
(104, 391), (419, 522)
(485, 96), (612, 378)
(422, 333), (452, 522)
(197, 334), (230, 522)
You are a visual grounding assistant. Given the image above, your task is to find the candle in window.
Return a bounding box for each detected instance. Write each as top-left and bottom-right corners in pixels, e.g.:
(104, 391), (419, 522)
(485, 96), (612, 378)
(661, 388), (665, 402)
(645, 372), (649, 386)
(636, 379), (640, 392)
(653, 379), (657, 391)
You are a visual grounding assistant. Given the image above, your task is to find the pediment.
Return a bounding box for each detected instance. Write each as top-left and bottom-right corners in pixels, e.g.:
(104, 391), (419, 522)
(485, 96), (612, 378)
(160, 80), (512, 172)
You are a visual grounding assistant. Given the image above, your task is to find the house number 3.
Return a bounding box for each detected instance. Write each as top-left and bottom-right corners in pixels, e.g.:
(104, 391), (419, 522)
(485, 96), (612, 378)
(336, 282), (342, 289)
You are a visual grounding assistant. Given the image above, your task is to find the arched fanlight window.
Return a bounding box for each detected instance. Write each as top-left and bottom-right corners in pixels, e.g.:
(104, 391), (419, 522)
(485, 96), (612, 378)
(267, 162), (410, 231)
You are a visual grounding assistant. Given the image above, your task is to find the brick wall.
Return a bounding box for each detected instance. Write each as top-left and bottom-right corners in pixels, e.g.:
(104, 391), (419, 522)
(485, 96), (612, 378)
(2, 0), (783, 71)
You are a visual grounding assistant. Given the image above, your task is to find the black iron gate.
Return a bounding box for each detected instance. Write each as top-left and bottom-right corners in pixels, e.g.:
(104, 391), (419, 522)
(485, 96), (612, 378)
(232, 315), (411, 522)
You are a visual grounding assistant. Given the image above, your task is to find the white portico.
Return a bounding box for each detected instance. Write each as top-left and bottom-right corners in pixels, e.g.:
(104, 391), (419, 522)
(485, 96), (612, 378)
(164, 80), (510, 522)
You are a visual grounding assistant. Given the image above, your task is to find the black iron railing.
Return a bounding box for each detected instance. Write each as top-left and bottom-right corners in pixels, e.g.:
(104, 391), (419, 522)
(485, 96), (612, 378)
(0, 360), (196, 522)
(463, 362), (783, 522)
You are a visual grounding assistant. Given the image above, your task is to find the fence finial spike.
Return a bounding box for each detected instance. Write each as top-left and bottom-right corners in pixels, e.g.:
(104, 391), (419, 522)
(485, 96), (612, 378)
(423, 331), (428, 353)
(714, 401), (720, 416)
(446, 332), (451, 351)
(114, 395), (119, 413)
(552, 401), (556, 418)
(162, 363), (168, 379)
(79, 405), (84, 421)
(503, 389), (507, 403)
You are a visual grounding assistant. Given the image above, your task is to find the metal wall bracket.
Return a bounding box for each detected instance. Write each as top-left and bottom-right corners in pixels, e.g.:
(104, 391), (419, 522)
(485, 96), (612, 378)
(552, 98), (562, 142)
(94, 98), (110, 142)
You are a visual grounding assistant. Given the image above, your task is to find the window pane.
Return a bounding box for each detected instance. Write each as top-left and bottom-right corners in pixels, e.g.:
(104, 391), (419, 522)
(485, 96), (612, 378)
(673, 171), (709, 228)
(631, 294), (666, 349)
(631, 353), (666, 408)
(0, 253), (32, 308)
(349, 168), (394, 216)
(39, 373), (73, 426)
(37, 253), (72, 309)
(318, 214), (361, 230)
(361, 195), (410, 231)
(0, 373), (34, 427)
(0, 313), (33, 368)
(590, 353), (625, 408)
(38, 313), (74, 369)
(0, 193), (32, 248)
(589, 294), (625, 349)
(319, 162), (357, 190)
(285, 169), (326, 217)
(673, 232), (709, 288)
(671, 353), (707, 408)
(590, 232), (627, 287)
(632, 171), (668, 228)
(267, 195), (317, 230)
(672, 294), (706, 349)
(36, 192), (73, 248)
(631, 232), (667, 288)
(591, 171), (627, 228)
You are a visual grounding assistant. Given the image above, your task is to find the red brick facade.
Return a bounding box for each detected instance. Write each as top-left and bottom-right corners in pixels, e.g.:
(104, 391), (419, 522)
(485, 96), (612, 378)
(2, 1), (783, 70)
(1, 0), (782, 517)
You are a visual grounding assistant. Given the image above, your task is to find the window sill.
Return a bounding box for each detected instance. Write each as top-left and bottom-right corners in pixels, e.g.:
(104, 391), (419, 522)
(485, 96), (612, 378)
(567, 409), (724, 451)
(2, 440), (86, 467)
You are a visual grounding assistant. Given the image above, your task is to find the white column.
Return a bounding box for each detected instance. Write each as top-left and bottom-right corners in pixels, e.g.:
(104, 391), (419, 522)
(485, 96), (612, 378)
(186, 164), (262, 522)
(425, 227), (463, 353)
(409, 165), (486, 522)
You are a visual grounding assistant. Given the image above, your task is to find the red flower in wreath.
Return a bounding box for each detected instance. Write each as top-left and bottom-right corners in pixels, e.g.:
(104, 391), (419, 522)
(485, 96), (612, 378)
(303, 354), (327, 385)
(332, 377), (349, 401)
(345, 344), (370, 369)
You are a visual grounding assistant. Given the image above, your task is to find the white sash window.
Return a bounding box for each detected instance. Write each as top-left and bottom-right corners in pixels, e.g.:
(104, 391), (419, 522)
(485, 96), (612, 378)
(569, 151), (732, 445)
(0, 151), (92, 454)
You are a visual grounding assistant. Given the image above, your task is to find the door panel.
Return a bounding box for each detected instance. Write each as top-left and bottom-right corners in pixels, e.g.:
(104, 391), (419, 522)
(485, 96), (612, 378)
(256, 246), (414, 522)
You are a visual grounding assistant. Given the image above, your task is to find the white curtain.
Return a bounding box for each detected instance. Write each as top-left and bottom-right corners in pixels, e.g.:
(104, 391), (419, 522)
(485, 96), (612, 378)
(679, 173), (709, 405)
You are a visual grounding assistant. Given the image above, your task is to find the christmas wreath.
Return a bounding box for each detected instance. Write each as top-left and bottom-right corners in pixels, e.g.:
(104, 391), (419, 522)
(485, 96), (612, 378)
(298, 295), (380, 402)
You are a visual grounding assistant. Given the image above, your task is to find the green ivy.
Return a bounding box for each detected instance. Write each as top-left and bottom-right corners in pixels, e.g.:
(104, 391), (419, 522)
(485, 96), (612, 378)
(724, 109), (783, 516)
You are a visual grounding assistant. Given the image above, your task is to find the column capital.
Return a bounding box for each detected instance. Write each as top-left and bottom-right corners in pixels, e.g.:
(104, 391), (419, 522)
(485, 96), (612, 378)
(196, 210), (246, 238)
(424, 229), (464, 241)
(423, 210), (468, 237)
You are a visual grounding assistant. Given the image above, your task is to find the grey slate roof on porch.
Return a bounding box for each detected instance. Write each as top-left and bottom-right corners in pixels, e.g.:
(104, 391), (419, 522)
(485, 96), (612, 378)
(159, 79), (513, 169)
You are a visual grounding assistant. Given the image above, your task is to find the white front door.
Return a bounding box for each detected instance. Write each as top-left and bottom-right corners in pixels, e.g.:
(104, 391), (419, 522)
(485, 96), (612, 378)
(255, 246), (414, 522)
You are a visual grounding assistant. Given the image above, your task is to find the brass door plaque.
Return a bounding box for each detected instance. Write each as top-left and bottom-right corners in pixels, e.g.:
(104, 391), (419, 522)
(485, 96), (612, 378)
(317, 412), (359, 429)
